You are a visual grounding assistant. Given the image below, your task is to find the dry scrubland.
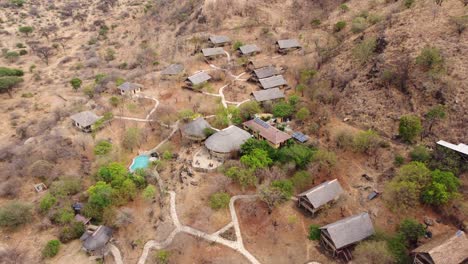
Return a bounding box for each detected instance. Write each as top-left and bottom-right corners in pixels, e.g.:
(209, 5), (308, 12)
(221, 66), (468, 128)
(0, 0), (467, 263)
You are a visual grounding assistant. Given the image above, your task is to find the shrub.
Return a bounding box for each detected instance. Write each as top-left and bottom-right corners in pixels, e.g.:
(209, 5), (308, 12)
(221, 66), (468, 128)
(52, 208), (74, 225)
(351, 17), (368, 33)
(109, 96), (120, 107)
(19, 49), (27, 56)
(410, 145), (430, 162)
(398, 218), (425, 245)
(340, 4), (350, 12)
(59, 222), (85, 243)
(450, 15), (468, 35)
(42, 240), (60, 258)
(386, 233), (410, 264)
(313, 149), (337, 173)
(311, 19), (321, 26)
(271, 179), (294, 199)
(5, 51), (19, 62)
(70, 78), (82, 91)
(94, 140), (112, 156)
(367, 13), (382, 25)
(394, 155), (405, 166)
(39, 193), (57, 213)
(335, 130), (354, 149)
(291, 171), (313, 190)
(295, 107), (310, 121)
(334, 21), (346, 32)
(154, 250), (170, 264)
(9, 0), (26, 7)
(142, 185), (157, 201)
(421, 170), (460, 205)
(308, 224), (321, 240)
(415, 46), (443, 73)
(404, 0), (415, 8)
(233, 40), (244, 51)
(354, 241), (395, 264)
(0, 201), (32, 228)
(272, 102), (294, 119)
(0, 67), (24, 77)
(353, 37), (377, 64)
(50, 177), (82, 197)
(225, 167), (256, 189)
(209, 192), (231, 210)
(18, 26), (34, 36)
(399, 115), (422, 143)
(278, 144), (314, 169)
(240, 149), (272, 170)
(353, 130), (380, 154)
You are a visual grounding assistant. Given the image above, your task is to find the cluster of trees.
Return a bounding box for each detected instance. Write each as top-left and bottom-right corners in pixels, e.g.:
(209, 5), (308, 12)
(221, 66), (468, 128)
(385, 161), (460, 210)
(0, 67), (24, 97)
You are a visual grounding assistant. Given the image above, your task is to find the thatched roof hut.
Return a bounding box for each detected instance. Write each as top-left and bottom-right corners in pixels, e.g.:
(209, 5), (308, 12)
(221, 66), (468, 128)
(205, 126), (252, 155)
(181, 117), (212, 140)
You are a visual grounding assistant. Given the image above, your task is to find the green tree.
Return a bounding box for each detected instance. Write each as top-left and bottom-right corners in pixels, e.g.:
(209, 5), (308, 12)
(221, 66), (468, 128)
(239, 101), (261, 119)
(42, 240), (60, 258)
(142, 185), (157, 201)
(97, 162), (128, 187)
(399, 115), (422, 143)
(334, 21), (347, 32)
(94, 140), (112, 156)
(240, 149), (272, 170)
(278, 144), (314, 168)
(70, 78), (82, 91)
(387, 233), (410, 264)
(410, 145), (430, 162)
(87, 181), (114, 209)
(122, 127), (141, 151)
(225, 167), (256, 189)
(398, 218), (425, 246)
(0, 67), (24, 77)
(395, 162), (431, 187)
(59, 221), (85, 243)
(422, 170), (460, 205)
(209, 192), (231, 210)
(39, 193), (57, 213)
(425, 105), (446, 133)
(295, 107), (310, 122)
(258, 180), (293, 212)
(18, 26), (34, 36)
(272, 102), (294, 119)
(0, 76), (24, 97)
(240, 138), (277, 160)
(308, 224), (321, 240)
(384, 180), (420, 211)
(50, 177), (82, 197)
(0, 201), (32, 228)
(271, 179), (294, 199)
(353, 241), (395, 264)
(288, 94), (300, 108)
(109, 96), (120, 107)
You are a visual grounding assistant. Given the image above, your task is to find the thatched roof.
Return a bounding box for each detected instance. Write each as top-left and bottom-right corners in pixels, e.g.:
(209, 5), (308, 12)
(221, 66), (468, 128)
(412, 230), (468, 264)
(277, 39), (301, 49)
(118, 82), (142, 92)
(161, 64), (184, 75)
(181, 117), (212, 139)
(298, 179), (343, 208)
(320, 213), (374, 249)
(202, 47), (225, 57)
(243, 118), (291, 145)
(254, 66), (278, 79)
(437, 140), (468, 155)
(205, 126), (252, 153)
(70, 111), (100, 127)
(259, 75), (287, 89)
(239, 44), (261, 55)
(252, 88), (285, 102)
(81, 226), (113, 252)
(188, 72), (211, 85)
(209, 35), (231, 44)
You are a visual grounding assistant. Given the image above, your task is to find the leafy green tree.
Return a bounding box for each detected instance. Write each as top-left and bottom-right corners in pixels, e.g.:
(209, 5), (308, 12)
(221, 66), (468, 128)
(69, 78), (82, 91)
(225, 167), (256, 189)
(94, 140), (112, 156)
(39, 193), (57, 213)
(209, 192), (231, 210)
(258, 180), (292, 213)
(271, 179), (293, 199)
(0, 67), (24, 77)
(59, 221), (85, 243)
(239, 101), (261, 119)
(288, 95), (300, 108)
(97, 162), (128, 187)
(0, 201), (32, 228)
(109, 96), (120, 107)
(240, 139), (277, 160)
(240, 149), (272, 170)
(353, 241), (395, 264)
(18, 26), (33, 36)
(395, 162), (431, 187)
(399, 115), (422, 143)
(384, 180), (420, 211)
(398, 218), (425, 246)
(0, 76), (24, 97)
(272, 102), (294, 119)
(425, 105), (446, 133)
(410, 145), (430, 162)
(308, 224), (321, 240)
(53, 208), (74, 225)
(87, 181), (114, 209)
(42, 240), (60, 258)
(430, 145), (468, 175)
(50, 177), (82, 197)
(295, 107), (310, 122)
(142, 185), (157, 201)
(422, 170), (460, 205)
(278, 144), (314, 168)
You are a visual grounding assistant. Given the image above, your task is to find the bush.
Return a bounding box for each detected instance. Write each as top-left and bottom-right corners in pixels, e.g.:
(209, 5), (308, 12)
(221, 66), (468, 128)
(0, 201), (32, 228)
(354, 241), (395, 264)
(351, 17), (368, 33)
(70, 78), (82, 91)
(399, 115), (422, 143)
(295, 107), (310, 121)
(9, 0), (26, 7)
(39, 193), (57, 213)
(4, 51), (19, 62)
(233, 40), (244, 51)
(404, 0), (415, 8)
(42, 240), (60, 258)
(410, 145), (430, 162)
(278, 144), (314, 169)
(109, 96), (120, 107)
(0, 67), (24, 77)
(353, 130), (380, 154)
(59, 222), (85, 243)
(94, 140), (112, 156)
(353, 37), (377, 64)
(154, 250), (170, 264)
(209, 192), (231, 210)
(240, 149), (272, 170)
(313, 149), (337, 172)
(142, 185), (157, 201)
(421, 170), (460, 205)
(367, 13), (382, 25)
(52, 208), (74, 225)
(291, 171), (313, 190)
(18, 26), (33, 36)
(272, 102), (294, 119)
(225, 167), (256, 189)
(308, 224), (321, 240)
(340, 4), (350, 12)
(19, 49), (27, 56)
(398, 218), (425, 245)
(271, 179), (294, 199)
(415, 46), (443, 73)
(386, 233), (410, 264)
(335, 130), (354, 149)
(334, 21), (346, 32)
(394, 155), (405, 166)
(50, 177), (82, 197)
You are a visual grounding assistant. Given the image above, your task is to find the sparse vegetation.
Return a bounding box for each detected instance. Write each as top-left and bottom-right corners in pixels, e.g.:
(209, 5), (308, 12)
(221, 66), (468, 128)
(42, 240), (60, 258)
(0, 201), (32, 228)
(209, 192), (230, 210)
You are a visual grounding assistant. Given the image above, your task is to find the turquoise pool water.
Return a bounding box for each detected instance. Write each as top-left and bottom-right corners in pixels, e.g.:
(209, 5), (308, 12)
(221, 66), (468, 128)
(130, 155), (150, 172)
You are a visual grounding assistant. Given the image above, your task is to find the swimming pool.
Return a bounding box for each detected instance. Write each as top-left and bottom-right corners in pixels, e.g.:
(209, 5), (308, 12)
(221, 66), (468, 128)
(129, 155), (150, 172)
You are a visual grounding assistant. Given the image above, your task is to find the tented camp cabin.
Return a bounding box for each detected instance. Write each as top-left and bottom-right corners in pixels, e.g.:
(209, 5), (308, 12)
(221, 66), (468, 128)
(243, 118), (291, 148)
(118, 82), (142, 95)
(412, 230), (468, 264)
(205, 126), (252, 157)
(276, 39), (302, 54)
(436, 140), (468, 159)
(259, 75), (288, 89)
(202, 47), (225, 59)
(209, 35), (231, 47)
(181, 117), (213, 141)
(252, 88), (285, 103)
(81, 225), (113, 256)
(184, 72), (212, 90)
(320, 212), (375, 261)
(246, 58), (273, 73)
(250, 66), (279, 82)
(297, 179), (343, 216)
(161, 64), (184, 76)
(70, 111), (100, 133)
(238, 44), (261, 56)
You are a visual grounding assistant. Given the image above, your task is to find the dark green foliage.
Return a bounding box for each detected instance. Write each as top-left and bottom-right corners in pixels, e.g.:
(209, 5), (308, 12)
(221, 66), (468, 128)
(410, 145), (430, 162)
(52, 208), (74, 225)
(0, 76), (23, 95)
(238, 101), (261, 120)
(39, 193), (57, 213)
(334, 21), (347, 32)
(96, 162), (129, 187)
(278, 144), (314, 168)
(386, 233), (410, 264)
(225, 167), (256, 189)
(42, 240), (60, 258)
(394, 155), (405, 166)
(421, 170), (460, 205)
(209, 192), (231, 210)
(70, 78), (82, 91)
(241, 139), (277, 160)
(271, 179), (293, 199)
(399, 115), (422, 143)
(59, 222), (85, 243)
(0, 67), (24, 77)
(404, 0), (415, 8)
(0, 201), (32, 228)
(398, 218), (425, 246)
(308, 224), (321, 240)
(272, 102), (294, 118)
(87, 181), (114, 209)
(430, 145), (468, 175)
(18, 26), (33, 36)
(94, 140), (112, 156)
(240, 149), (273, 170)
(19, 49), (27, 55)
